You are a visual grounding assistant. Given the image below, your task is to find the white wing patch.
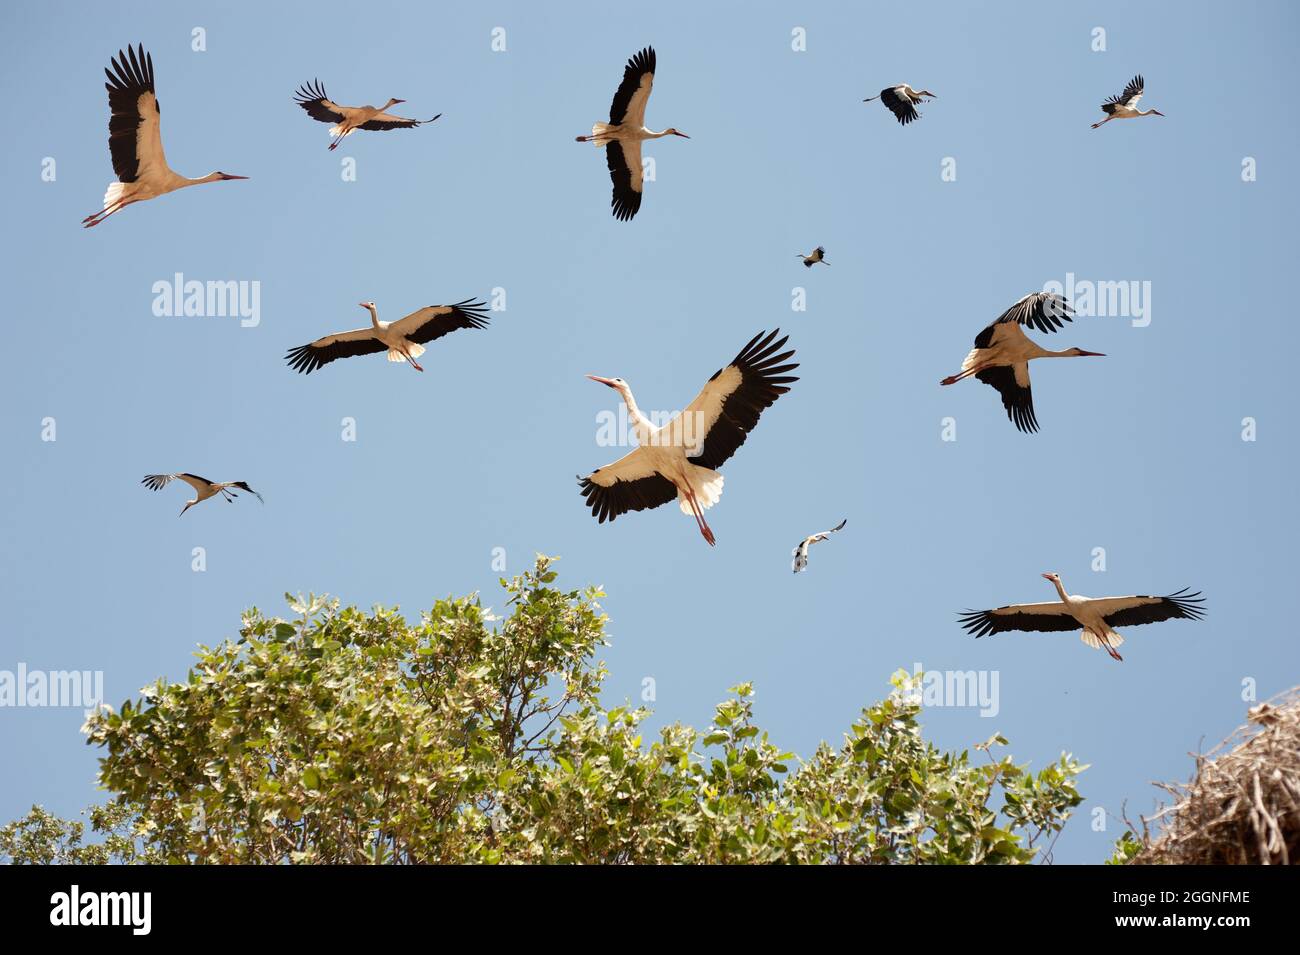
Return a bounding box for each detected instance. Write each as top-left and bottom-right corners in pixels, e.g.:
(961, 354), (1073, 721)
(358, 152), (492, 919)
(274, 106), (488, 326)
(624, 74), (655, 129)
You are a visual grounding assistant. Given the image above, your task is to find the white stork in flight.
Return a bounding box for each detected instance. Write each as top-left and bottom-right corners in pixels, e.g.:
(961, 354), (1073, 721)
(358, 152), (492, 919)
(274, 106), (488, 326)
(798, 246), (828, 268)
(863, 84), (937, 126)
(959, 573), (1205, 662)
(1092, 75), (1164, 129)
(83, 45), (247, 228)
(940, 292), (1104, 433)
(294, 80), (441, 150)
(792, 519), (846, 573)
(580, 330), (798, 546)
(285, 300), (489, 374)
(142, 473), (263, 517)
(576, 47), (688, 221)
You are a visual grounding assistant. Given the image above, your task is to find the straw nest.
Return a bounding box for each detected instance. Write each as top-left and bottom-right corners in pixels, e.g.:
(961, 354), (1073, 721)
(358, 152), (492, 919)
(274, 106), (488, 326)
(1129, 686), (1300, 865)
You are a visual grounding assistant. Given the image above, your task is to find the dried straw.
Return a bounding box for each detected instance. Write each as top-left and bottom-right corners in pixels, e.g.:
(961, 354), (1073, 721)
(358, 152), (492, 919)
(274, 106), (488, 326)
(1130, 686), (1300, 865)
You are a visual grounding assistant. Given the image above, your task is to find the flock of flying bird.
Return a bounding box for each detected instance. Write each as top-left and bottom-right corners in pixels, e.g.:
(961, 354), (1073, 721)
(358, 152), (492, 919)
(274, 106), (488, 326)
(89, 42), (1199, 661)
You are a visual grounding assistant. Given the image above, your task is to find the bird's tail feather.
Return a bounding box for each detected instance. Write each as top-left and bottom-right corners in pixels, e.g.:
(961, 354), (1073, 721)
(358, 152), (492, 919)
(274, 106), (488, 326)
(1080, 630), (1124, 650)
(102, 181), (126, 209)
(678, 467), (724, 514)
(387, 343), (425, 363)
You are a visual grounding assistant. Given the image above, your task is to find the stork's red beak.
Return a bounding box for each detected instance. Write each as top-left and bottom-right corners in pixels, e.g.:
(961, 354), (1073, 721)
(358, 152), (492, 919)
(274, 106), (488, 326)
(220, 174), (249, 180)
(1041, 573), (1056, 580)
(673, 130), (690, 138)
(1077, 350), (1106, 357)
(586, 375), (617, 388)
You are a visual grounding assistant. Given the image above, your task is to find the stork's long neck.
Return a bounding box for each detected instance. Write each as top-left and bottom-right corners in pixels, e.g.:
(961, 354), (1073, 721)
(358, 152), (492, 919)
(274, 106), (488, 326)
(1050, 577), (1071, 602)
(645, 128), (674, 139)
(365, 306), (380, 328)
(188, 172), (225, 186)
(617, 386), (655, 440)
(1030, 343), (1080, 359)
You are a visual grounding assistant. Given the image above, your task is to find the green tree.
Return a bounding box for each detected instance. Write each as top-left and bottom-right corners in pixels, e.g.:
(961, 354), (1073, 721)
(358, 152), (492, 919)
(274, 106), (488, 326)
(1, 556), (1085, 864)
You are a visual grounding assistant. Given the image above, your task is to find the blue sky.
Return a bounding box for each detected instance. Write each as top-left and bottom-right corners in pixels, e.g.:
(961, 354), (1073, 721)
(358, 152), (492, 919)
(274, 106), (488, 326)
(1, 0), (1296, 864)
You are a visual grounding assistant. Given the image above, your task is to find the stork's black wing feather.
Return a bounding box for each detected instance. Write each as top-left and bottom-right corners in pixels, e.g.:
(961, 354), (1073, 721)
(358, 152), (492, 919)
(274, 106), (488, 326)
(975, 365), (1039, 433)
(578, 472), (677, 524)
(1103, 74), (1144, 109)
(1102, 590), (1206, 628)
(608, 46), (655, 125)
(294, 79), (345, 124)
(605, 142), (643, 221)
(105, 44), (156, 182)
(405, 300), (491, 344)
(991, 292), (1074, 336)
(878, 87), (919, 125)
(358, 113), (440, 131)
(958, 608), (1079, 638)
(284, 337), (387, 375)
(687, 330), (799, 470)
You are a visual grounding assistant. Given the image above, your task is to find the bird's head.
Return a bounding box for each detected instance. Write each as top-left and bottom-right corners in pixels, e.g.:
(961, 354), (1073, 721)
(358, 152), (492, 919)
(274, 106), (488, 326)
(917, 90), (937, 99)
(1151, 109), (1165, 117)
(214, 172), (249, 181)
(665, 128), (690, 138)
(385, 97), (406, 107)
(587, 375), (629, 396)
(1041, 572), (1061, 583)
(1069, 348), (1106, 357)
(358, 301), (377, 310)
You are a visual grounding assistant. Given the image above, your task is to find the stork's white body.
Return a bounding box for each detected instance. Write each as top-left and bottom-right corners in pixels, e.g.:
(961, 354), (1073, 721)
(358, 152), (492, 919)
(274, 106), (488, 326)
(603, 391), (726, 519)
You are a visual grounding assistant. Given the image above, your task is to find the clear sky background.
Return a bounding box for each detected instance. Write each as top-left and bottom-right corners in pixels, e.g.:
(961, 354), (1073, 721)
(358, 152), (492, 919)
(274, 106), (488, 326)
(1, 1), (1296, 864)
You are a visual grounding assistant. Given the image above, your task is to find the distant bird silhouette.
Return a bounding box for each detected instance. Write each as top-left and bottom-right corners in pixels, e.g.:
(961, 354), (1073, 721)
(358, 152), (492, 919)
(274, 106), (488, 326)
(294, 79), (440, 150)
(863, 84), (937, 125)
(142, 473), (263, 517)
(792, 519), (847, 573)
(797, 246), (828, 268)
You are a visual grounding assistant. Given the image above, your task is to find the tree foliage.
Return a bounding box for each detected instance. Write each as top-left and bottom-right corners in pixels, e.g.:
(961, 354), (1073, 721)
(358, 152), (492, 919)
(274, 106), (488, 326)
(2, 556), (1085, 864)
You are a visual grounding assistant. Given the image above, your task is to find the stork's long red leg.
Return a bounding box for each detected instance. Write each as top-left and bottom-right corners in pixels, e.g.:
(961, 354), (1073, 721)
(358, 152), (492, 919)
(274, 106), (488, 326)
(1097, 633), (1123, 662)
(940, 364), (985, 386)
(685, 486), (715, 547)
(680, 485), (706, 535)
(83, 201), (125, 228)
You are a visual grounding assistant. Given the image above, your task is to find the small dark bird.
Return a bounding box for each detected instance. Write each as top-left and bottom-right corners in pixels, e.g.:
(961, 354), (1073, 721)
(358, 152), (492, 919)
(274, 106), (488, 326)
(797, 246), (828, 268)
(863, 84), (937, 126)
